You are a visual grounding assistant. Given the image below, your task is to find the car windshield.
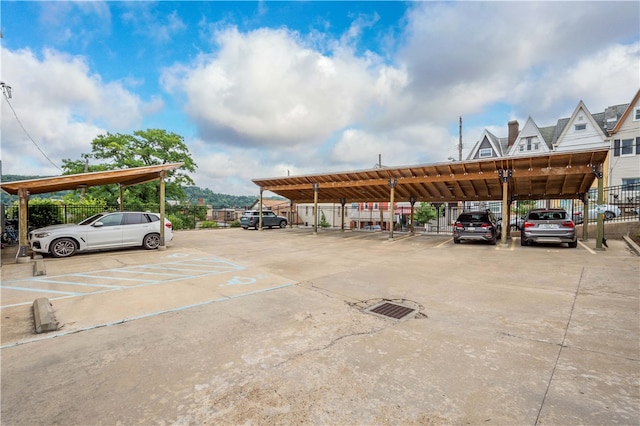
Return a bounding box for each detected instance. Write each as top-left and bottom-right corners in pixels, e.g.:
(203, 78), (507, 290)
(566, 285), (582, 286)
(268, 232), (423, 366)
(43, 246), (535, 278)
(530, 211), (567, 220)
(78, 213), (106, 225)
(458, 213), (489, 222)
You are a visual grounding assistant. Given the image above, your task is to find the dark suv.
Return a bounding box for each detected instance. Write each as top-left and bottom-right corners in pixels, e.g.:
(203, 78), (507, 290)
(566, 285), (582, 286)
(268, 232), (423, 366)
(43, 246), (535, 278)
(240, 210), (287, 230)
(453, 210), (501, 245)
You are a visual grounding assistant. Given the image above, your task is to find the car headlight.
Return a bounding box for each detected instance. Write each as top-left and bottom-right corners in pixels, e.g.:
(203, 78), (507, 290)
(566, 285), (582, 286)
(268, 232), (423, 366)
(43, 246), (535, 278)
(33, 232), (52, 238)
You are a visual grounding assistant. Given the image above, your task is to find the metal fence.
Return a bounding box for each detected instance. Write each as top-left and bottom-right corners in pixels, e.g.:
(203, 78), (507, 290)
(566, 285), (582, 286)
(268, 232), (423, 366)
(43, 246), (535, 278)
(3, 184), (638, 233)
(2, 204), (209, 231)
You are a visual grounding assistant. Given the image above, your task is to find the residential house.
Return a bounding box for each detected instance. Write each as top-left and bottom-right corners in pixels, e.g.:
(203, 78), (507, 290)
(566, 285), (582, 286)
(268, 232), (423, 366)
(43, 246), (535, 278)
(607, 90), (640, 189)
(466, 93), (636, 213)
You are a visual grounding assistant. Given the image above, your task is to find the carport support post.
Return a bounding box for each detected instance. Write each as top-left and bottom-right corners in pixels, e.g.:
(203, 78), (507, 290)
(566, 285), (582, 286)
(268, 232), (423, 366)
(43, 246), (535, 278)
(17, 188), (30, 263)
(312, 183), (319, 234)
(594, 164), (605, 250)
(159, 172), (167, 250)
(289, 200), (294, 228)
(340, 198), (346, 231)
(579, 193), (589, 241)
(409, 196), (416, 235)
(258, 189), (264, 231)
(498, 169), (512, 245)
(388, 178), (397, 240)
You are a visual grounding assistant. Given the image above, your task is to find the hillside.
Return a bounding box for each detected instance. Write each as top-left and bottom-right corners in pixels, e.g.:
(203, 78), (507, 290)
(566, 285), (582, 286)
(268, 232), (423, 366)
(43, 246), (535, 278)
(0, 175), (282, 208)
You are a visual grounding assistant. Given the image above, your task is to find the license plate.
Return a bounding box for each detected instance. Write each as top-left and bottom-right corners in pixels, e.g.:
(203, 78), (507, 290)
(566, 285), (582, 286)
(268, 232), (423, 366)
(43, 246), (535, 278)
(466, 227), (475, 231)
(539, 224), (559, 229)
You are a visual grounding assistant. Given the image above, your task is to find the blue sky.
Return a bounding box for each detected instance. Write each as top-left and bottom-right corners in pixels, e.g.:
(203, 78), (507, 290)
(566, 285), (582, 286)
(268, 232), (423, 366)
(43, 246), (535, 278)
(1, 1), (639, 196)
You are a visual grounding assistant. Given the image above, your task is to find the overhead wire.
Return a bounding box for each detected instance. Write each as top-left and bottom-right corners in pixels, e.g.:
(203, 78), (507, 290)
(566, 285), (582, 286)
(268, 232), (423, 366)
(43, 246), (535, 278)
(1, 85), (62, 172)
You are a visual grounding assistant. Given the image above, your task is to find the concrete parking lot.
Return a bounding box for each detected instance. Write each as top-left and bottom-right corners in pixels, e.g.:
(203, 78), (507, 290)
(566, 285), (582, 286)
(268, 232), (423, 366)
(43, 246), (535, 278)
(1, 228), (639, 425)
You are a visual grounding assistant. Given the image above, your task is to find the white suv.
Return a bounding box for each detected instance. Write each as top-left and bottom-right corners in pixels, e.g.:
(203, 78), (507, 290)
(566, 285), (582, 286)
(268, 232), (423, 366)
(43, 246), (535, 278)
(29, 211), (173, 258)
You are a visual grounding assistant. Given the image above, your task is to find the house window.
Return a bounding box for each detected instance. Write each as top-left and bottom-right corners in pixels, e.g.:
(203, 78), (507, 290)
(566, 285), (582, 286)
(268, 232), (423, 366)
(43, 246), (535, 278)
(534, 142), (539, 150)
(621, 139), (634, 156)
(634, 108), (640, 121)
(526, 137), (534, 151)
(622, 178), (640, 190)
(519, 145), (524, 152)
(479, 148), (492, 158)
(373, 203), (379, 210)
(575, 124), (586, 131)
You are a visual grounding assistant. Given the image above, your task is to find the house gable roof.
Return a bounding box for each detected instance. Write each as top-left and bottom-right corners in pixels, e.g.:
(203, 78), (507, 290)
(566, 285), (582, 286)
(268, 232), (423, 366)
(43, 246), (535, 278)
(553, 100), (606, 151)
(610, 89), (640, 135)
(467, 129), (504, 159)
(507, 117), (551, 155)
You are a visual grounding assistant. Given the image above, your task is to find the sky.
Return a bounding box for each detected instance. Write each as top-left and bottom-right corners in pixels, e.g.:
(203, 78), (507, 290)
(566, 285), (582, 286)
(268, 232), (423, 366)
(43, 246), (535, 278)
(1, 1), (639, 197)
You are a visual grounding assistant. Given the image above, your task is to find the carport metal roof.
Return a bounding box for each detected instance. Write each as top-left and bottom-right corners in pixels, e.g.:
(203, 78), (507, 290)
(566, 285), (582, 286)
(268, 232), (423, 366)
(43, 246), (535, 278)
(0, 163), (184, 196)
(252, 149), (609, 203)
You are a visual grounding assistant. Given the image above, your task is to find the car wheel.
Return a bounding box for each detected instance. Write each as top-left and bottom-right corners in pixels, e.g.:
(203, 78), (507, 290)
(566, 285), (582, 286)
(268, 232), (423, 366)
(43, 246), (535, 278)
(50, 238), (77, 258)
(490, 236), (497, 245)
(142, 233), (160, 250)
(603, 211), (615, 221)
(453, 238), (460, 244)
(242, 226), (248, 230)
(510, 224), (520, 231)
(520, 237), (528, 246)
(568, 240), (578, 248)
(279, 220), (287, 228)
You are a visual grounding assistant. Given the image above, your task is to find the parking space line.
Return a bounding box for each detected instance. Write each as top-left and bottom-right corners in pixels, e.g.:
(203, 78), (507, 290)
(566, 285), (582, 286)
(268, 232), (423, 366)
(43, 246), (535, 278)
(15, 279), (127, 289)
(0, 283), (294, 349)
(1, 285), (81, 295)
(71, 274), (159, 283)
(435, 238), (452, 248)
(1, 256), (262, 310)
(579, 241), (597, 254)
(110, 269), (190, 277)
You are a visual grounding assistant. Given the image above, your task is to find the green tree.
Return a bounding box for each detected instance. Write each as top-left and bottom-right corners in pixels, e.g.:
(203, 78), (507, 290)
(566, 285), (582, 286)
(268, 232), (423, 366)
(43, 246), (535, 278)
(414, 202), (438, 225)
(514, 200), (537, 218)
(61, 129), (197, 205)
(319, 210), (331, 228)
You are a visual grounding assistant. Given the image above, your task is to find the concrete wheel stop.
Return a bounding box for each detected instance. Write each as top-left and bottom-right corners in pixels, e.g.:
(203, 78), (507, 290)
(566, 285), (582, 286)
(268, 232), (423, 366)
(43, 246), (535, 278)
(33, 297), (58, 334)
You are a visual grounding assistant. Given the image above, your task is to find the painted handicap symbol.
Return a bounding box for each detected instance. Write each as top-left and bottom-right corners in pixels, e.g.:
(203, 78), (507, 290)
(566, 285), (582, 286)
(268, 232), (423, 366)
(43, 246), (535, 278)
(222, 274), (268, 286)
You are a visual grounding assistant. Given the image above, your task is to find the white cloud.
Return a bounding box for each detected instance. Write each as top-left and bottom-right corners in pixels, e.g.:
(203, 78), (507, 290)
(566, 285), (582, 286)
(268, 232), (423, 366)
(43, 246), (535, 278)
(1, 47), (151, 175)
(3, 1), (638, 198)
(162, 26), (406, 148)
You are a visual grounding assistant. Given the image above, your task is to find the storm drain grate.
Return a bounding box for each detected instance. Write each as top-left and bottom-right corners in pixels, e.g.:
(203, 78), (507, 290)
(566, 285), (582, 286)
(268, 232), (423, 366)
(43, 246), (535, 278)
(365, 302), (416, 320)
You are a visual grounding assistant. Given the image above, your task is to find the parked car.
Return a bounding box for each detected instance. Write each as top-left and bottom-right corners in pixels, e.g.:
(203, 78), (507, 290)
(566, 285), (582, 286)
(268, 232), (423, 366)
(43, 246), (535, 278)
(363, 225), (382, 231)
(28, 211), (173, 258)
(453, 210), (502, 245)
(586, 204), (621, 221)
(240, 210), (287, 229)
(520, 208), (577, 248)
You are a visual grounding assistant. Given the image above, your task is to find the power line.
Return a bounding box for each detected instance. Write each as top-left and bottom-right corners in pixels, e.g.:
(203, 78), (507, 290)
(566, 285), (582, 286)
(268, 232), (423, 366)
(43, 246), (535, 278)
(1, 82), (62, 172)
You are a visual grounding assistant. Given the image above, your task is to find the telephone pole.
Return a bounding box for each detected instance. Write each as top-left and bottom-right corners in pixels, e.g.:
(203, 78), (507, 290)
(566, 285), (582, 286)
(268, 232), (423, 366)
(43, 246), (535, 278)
(458, 116), (463, 161)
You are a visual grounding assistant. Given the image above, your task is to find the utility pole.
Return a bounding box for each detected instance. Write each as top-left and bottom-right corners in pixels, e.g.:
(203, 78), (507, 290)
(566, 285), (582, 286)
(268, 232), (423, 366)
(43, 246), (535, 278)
(378, 154), (384, 230)
(458, 116), (463, 161)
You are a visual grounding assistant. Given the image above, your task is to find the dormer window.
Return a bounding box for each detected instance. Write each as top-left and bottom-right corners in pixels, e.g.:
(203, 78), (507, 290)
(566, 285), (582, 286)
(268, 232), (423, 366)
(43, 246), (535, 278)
(575, 124), (586, 131)
(479, 148), (492, 158)
(634, 108), (640, 121)
(526, 137), (538, 151)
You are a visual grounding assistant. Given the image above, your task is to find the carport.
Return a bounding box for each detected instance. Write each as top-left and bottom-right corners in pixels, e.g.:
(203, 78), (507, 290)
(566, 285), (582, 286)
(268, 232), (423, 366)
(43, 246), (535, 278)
(0, 163), (184, 263)
(252, 149), (609, 245)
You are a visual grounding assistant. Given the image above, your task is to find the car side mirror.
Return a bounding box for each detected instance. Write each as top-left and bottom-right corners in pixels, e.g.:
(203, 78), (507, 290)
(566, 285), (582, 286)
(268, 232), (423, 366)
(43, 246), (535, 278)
(93, 221), (104, 227)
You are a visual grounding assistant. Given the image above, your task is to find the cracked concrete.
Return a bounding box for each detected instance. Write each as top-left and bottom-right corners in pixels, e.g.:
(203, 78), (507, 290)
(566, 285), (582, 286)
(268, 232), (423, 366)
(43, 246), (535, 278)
(1, 228), (638, 425)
